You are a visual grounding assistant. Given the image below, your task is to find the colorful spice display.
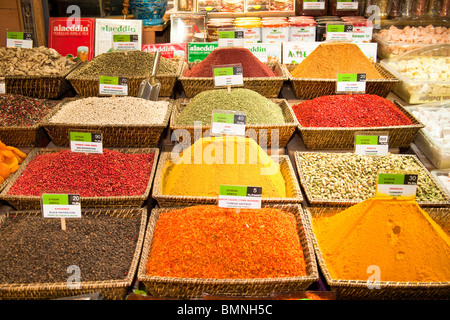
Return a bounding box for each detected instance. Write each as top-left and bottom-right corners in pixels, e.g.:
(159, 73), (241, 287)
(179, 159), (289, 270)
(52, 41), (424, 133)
(292, 94), (413, 127)
(290, 42), (384, 79)
(296, 152), (447, 203)
(0, 140), (26, 184)
(312, 198), (450, 282)
(0, 214), (140, 283)
(184, 47), (277, 78)
(0, 46), (77, 76)
(0, 94), (58, 126)
(7, 149), (154, 197)
(48, 97), (170, 125)
(162, 136), (287, 198)
(68, 50), (179, 79)
(176, 88), (285, 126)
(146, 205), (307, 279)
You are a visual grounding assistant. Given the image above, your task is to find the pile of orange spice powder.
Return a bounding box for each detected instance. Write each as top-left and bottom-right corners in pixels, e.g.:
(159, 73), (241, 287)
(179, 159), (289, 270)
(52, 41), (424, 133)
(146, 206), (307, 279)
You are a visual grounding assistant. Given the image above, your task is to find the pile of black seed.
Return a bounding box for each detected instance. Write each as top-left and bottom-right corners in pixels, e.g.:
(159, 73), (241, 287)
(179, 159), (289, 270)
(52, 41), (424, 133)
(0, 215), (141, 284)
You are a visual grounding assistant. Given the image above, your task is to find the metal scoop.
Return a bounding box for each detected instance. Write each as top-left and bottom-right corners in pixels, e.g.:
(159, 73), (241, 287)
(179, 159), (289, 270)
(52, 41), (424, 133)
(137, 50), (161, 100)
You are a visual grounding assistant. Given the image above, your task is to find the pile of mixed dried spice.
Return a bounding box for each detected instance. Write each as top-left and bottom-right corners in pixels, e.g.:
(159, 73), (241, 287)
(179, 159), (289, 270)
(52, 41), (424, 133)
(146, 205), (308, 279)
(0, 94), (58, 127)
(7, 149), (155, 197)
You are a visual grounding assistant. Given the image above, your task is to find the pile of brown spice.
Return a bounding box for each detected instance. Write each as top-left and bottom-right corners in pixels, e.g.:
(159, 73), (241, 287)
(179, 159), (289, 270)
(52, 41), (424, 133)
(290, 42), (384, 79)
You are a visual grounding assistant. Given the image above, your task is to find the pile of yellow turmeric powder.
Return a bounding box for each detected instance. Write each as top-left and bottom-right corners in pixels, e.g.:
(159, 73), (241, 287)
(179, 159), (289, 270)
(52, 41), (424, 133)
(312, 197), (450, 283)
(162, 136), (287, 198)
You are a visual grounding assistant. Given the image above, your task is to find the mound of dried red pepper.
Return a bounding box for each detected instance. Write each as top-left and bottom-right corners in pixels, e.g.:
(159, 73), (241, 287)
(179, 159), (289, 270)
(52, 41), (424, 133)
(7, 149), (154, 197)
(292, 94), (413, 128)
(146, 205), (307, 279)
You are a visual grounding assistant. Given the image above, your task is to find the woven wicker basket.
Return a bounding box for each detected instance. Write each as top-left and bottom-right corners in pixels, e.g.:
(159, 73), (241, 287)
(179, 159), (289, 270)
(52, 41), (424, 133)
(137, 203), (318, 299)
(66, 57), (183, 97)
(0, 207), (147, 300)
(296, 101), (424, 150)
(41, 98), (173, 148)
(303, 205), (450, 300)
(2, 60), (81, 99)
(152, 152), (303, 207)
(0, 125), (48, 148)
(294, 151), (450, 208)
(178, 61), (288, 98)
(286, 63), (399, 100)
(170, 98), (298, 147)
(0, 147), (159, 210)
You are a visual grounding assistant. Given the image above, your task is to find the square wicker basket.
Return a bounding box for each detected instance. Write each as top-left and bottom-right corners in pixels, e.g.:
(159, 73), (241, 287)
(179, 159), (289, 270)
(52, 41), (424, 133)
(169, 98), (298, 147)
(137, 204), (319, 299)
(66, 57), (183, 97)
(41, 98), (173, 148)
(294, 151), (450, 208)
(152, 152), (303, 207)
(286, 62), (400, 100)
(296, 101), (424, 150)
(303, 205), (450, 300)
(0, 147), (159, 210)
(179, 61), (288, 98)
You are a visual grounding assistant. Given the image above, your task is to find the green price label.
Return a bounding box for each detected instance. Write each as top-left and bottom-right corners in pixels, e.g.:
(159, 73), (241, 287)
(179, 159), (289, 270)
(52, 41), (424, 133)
(213, 67), (234, 77)
(42, 194), (69, 205)
(219, 185), (262, 197)
(338, 74), (357, 82)
(7, 32), (24, 39)
(378, 174), (418, 185)
(113, 34), (138, 42)
(70, 132), (92, 142)
(113, 34), (131, 42)
(355, 135), (378, 145)
(99, 76), (119, 85)
(70, 132), (102, 143)
(327, 25), (345, 33)
(218, 31), (235, 39)
(213, 113), (235, 124)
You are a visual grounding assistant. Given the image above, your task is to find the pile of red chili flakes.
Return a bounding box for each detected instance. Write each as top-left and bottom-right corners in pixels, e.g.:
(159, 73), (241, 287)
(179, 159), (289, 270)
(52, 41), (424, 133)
(292, 94), (413, 128)
(146, 205), (307, 279)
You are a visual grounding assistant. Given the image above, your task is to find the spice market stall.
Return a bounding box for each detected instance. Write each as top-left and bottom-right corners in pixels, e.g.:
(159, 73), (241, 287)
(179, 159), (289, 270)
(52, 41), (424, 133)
(0, 0), (450, 303)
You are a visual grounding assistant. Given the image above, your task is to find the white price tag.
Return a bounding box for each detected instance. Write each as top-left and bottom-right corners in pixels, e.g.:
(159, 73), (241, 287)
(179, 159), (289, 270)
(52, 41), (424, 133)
(218, 185), (262, 209)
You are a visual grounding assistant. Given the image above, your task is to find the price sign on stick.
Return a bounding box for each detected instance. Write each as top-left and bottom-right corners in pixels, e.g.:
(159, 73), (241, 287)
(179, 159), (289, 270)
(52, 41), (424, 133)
(6, 31), (33, 48)
(354, 132), (389, 156)
(112, 34), (140, 51)
(99, 76), (128, 96)
(211, 110), (246, 136)
(41, 193), (81, 230)
(375, 171), (418, 199)
(336, 73), (366, 93)
(213, 64), (243, 92)
(218, 28), (245, 47)
(70, 131), (103, 154)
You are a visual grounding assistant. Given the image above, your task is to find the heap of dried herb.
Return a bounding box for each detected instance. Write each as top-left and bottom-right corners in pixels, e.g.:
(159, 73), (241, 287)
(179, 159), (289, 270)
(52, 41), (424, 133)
(176, 88), (286, 126)
(69, 51), (179, 79)
(0, 94), (58, 126)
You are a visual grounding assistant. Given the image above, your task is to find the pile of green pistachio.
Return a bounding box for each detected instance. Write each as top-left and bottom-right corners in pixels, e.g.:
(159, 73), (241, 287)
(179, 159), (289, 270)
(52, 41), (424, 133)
(296, 152), (448, 203)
